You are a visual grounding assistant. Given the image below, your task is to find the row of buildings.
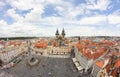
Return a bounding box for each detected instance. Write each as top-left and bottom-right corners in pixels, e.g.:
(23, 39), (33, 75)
(0, 29), (119, 77)
(0, 29), (71, 66)
(0, 40), (28, 65)
(74, 37), (120, 77)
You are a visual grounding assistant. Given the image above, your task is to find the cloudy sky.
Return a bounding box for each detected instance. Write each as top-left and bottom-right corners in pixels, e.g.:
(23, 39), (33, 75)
(0, 0), (120, 37)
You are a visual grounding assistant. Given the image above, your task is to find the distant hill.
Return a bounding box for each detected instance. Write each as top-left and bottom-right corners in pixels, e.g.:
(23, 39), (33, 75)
(0, 36), (119, 40)
(0, 37), (37, 40)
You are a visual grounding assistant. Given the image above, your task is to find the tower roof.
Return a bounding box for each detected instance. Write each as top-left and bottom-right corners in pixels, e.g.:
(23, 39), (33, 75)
(55, 29), (59, 35)
(61, 28), (65, 36)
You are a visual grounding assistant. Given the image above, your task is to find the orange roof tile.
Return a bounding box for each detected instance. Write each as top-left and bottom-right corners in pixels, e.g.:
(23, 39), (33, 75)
(76, 39), (116, 60)
(95, 60), (104, 68)
(34, 40), (47, 49)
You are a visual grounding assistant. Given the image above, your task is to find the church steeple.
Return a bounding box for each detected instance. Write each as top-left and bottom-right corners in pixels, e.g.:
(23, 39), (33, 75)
(55, 29), (59, 38)
(55, 29), (59, 35)
(61, 28), (65, 38)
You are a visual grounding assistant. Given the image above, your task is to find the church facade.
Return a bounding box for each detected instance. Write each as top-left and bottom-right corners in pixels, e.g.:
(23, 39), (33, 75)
(55, 28), (66, 47)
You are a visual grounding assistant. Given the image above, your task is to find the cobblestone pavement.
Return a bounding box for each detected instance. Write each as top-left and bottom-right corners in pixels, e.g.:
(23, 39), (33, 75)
(0, 56), (87, 77)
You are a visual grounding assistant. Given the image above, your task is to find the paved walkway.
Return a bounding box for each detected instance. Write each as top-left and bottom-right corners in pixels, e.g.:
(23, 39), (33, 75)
(41, 54), (70, 58)
(0, 56), (81, 77)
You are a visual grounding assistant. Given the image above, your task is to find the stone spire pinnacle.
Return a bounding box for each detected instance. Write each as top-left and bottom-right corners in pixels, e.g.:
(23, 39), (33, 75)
(61, 28), (65, 36)
(55, 29), (59, 35)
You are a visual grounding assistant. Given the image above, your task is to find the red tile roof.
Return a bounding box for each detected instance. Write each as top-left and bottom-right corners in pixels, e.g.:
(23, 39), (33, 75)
(76, 39), (112, 60)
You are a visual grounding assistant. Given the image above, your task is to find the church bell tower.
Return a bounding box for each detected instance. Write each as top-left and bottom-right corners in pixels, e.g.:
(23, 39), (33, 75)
(61, 28), (65, 38)
(55, 29), (59, 38)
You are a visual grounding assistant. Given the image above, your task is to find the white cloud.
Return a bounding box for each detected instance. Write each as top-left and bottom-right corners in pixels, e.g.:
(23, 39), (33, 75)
(112, 9), (120, 15)
(0, 21), (53, 37)
(7, 0), (70, 11)
(108, 15), (120, 25)
(67, 7), (84, 19)
(0, 18), (120, 37)
(66, 26), (95, 36)
(0, 1), (5, 8)
(66, 26), (120, 36)
(7, 0), (34, 10)
(0, 0), (120, 37)
(80, 15), (106, 25)
(6, 9), (24, 22)
(78, 14), (120, 26)
(0, 20), (7, 26)
(55, 3), (84, 20)
(41, 16), (63, 25)
(116, 24), (120, 28)
(86, 0), (111, 11)
(55, 6), (64, 12)
(24, 5), (44, 22)
(107, 9), (120, 25)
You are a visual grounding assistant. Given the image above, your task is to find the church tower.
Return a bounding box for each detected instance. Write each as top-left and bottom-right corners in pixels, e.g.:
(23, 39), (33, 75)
(61, 28), (65, 38)
(55, 29), (59, 38)
(55, 28), (66, 47)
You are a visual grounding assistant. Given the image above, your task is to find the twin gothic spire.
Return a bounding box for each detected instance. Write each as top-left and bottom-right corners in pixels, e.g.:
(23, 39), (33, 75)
(55, 28), (66, 37)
